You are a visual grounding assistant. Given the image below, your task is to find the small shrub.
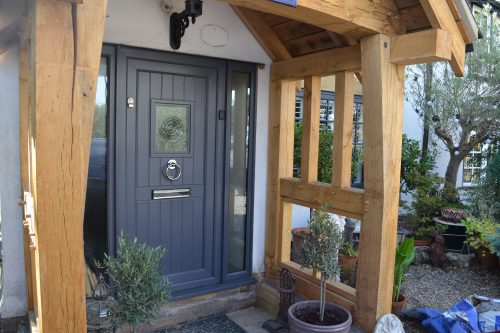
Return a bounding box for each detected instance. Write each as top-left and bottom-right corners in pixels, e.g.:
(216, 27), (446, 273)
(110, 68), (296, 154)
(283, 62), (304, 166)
(301, 205), (343, 322)
(400, 134), (438, 196)
(486, 226), (500, 256)
(293, 122), (363, 183)
(413, 223), (447, 240)
(462, 217), (496, 254)
(340, 242), (358, 257)
(97, 232), (170, 331)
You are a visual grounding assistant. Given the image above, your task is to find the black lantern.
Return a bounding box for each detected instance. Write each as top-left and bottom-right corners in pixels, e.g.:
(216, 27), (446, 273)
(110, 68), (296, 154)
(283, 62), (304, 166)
(170, 0), (203, 50)
(86, 274), (114, 332)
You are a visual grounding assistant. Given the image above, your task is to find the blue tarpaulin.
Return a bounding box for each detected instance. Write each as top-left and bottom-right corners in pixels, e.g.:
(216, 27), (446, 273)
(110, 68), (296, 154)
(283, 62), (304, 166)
(403, 296), (500, 333)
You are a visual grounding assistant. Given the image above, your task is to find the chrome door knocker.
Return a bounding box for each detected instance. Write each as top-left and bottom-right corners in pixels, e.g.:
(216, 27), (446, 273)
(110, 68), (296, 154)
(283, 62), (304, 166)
(164, 159), (182, 181)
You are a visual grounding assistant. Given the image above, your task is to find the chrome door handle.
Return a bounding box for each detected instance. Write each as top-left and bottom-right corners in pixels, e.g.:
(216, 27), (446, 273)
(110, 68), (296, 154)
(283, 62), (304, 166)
(163, 159), (182, 181)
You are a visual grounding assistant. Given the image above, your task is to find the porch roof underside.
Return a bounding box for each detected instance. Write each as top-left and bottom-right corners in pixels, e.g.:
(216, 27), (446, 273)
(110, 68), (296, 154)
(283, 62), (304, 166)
(228, 0), (478, 75)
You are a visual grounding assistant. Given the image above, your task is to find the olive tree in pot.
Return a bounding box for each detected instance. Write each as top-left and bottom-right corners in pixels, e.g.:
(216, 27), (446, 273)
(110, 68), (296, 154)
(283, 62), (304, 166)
(97, 232), (170, 332)
(288, 205), (352, 333)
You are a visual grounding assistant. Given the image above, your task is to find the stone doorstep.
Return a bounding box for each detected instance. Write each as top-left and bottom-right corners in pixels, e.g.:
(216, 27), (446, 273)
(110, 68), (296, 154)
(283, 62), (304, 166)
(116, 284), (257, 333)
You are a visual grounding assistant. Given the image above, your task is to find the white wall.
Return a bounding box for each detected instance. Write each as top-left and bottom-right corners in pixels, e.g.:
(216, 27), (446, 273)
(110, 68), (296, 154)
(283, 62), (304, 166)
(104, 0), (272, 273)
(0, 45), (27, 318)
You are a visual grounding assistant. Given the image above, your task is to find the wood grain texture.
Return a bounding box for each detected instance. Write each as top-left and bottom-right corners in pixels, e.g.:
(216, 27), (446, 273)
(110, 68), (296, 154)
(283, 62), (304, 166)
(264, 80), (296, 275)
(272, 20), (323, 42)
(283, 261), (357, 302)
(284, 31), (335, 57)
(271, 46), (361, 80)
(30, 0), (107, 331)
(419, 0), (466, 76)
(394, 0), (420, 10)
(280, 178), (364, 219)
(400, 4), (431, 32)
(356, 34), (405, 332)
(390, 28), (452, 65)
(232, 6), (291, 61)
(19, 45), (35, 311)
(222, 0), (401, 40)
(332, 71), (355, 188)
(300, 76), (321, 183)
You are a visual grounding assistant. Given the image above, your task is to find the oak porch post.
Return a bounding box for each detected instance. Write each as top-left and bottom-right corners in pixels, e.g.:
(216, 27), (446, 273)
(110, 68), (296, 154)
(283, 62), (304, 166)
(264, 79), (296, 275)
(356, 34), (405, 331)
(30, 0), (107, 331)
(332, 71), (355, 188)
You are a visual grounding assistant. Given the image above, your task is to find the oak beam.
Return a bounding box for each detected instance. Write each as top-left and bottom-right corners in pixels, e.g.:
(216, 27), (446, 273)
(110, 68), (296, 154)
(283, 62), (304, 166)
(31, 0), (107, 331)
(300, 76), (321, 183)
(222, 0), (401, 40)
(419, 0), (466, 76)
(390, 29), (452, 65)
(264, 80), (296, 275)
(280, 178), (364, 219)
(283, 261), (357, 303)
(356, 34), (405, 332)
(271, 46), (361, 81)
(231, 6), (291, 61)
(332, 71), (355, 188)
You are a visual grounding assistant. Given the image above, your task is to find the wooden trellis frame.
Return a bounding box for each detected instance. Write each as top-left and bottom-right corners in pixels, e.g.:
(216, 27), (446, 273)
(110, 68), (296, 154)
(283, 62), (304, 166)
(262, 30), (458, 332)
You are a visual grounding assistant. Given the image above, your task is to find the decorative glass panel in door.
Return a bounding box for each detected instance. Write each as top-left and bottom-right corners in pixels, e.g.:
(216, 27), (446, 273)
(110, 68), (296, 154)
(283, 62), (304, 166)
(153, 103), (190, 154)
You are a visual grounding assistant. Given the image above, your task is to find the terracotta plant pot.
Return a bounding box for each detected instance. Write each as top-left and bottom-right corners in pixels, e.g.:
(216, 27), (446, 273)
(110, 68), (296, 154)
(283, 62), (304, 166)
(477, 247), (499, 269)
(339, 255), (357, 271)
(391, 295), (406, 317)
(291, 227), (310, 264)
(339, 255), (357, 285)
(414, 239), (431, 247)
(288, 300), (352, 333)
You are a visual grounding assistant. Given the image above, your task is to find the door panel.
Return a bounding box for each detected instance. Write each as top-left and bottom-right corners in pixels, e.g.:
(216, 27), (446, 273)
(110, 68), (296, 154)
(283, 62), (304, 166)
(116, 49), (225, 295)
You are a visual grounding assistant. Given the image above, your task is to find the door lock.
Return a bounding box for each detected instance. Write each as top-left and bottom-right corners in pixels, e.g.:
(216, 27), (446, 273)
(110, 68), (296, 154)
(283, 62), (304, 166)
(127, 97), (135, 108)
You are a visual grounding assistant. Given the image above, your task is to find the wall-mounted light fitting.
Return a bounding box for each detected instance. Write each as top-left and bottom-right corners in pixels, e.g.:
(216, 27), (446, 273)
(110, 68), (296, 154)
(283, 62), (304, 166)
(170, 0), (203, 50)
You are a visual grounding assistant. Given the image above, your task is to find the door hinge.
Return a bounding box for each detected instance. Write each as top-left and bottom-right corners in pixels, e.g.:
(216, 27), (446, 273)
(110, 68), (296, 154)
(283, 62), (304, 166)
(218, 110), (226, 120)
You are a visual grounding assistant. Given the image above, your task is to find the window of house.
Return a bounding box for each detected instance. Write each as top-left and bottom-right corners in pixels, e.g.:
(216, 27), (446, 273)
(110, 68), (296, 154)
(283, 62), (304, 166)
(295, 90), (364, 184)
(463, 138), (498, 186)
(295, 98), (303, 120)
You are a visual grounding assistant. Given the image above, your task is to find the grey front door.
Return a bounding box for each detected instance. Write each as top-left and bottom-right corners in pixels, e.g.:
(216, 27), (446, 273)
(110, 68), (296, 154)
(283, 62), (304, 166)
(116, 48), (226, 296)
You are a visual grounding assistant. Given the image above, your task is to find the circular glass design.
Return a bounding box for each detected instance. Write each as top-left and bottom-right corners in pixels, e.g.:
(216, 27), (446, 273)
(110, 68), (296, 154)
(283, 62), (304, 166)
(159, 116), (185, 142)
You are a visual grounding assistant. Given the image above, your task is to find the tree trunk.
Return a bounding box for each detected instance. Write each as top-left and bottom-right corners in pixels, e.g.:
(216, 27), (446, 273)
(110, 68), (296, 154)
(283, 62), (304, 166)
(421, 63), (433, 163)
(319, 274), (327, 322)
(445, 153), (462, 187)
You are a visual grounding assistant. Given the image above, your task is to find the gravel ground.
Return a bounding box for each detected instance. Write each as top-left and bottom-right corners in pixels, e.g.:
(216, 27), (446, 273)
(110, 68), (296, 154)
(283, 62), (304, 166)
(400, 264), (500, 332)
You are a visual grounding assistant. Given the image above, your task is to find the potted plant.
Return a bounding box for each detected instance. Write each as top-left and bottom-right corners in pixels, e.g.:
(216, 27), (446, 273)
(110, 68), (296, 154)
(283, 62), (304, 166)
(441, 203), (468, 223)
(97, 232), (170, 332)
(463, 217), (498, 269)
(392, 237), (415, 316)
(288, 205), (352, 333)
(413, 224), (447, 246)
(339, 242), (358, 272)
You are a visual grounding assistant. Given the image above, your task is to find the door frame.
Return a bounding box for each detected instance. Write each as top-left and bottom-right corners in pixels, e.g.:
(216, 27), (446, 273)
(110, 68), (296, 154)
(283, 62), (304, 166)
(102, 44), (257, 297)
